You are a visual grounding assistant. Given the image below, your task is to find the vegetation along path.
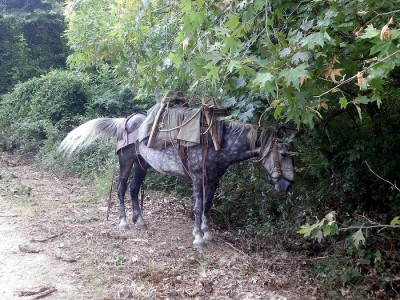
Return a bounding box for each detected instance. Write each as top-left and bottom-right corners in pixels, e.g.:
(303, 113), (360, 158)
(0, 153), (316, 299)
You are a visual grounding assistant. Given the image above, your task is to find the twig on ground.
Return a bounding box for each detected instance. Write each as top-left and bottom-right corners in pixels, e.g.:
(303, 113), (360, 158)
(30, 233), (64, 243)
(54, 248), (77, 262)
(15, 285), (57, 299)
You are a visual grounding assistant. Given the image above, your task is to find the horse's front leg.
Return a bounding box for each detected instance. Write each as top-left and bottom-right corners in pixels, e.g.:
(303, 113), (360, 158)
(192, 179), (205, 248)
(130, 157), (148, 228)
(202, 181), (218, 243)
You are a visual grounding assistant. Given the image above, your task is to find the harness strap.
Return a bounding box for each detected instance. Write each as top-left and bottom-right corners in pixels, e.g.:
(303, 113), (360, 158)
(201, 133), (209, 216)
(178, 143), (191, 179)
(259, 138), (293, 184)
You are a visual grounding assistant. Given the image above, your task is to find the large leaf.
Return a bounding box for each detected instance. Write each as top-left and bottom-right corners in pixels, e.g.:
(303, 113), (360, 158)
(299, 31), (331, 50)
(278, 64), (310, 91)
(252, 72), (274, 87)
(358, 24), (380, 39)
(352, 229), (366, 249)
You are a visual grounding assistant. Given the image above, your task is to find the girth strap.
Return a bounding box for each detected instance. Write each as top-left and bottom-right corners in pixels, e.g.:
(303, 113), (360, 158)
(178, 143), (190, 179)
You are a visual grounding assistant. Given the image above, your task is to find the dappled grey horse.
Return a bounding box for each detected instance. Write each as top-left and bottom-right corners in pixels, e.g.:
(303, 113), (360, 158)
(60, 112), (294, 248)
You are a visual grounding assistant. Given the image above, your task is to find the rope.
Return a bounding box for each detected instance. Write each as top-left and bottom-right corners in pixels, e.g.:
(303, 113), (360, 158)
(106, 167), (116, 221)
(158, 106), (203, 132)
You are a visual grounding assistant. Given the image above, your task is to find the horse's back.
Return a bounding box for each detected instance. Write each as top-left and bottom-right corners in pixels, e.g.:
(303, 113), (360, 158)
(116, 113), (147, 153)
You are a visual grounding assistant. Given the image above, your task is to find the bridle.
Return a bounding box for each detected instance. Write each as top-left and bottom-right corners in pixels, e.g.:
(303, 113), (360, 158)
(259, 139), (294, 185)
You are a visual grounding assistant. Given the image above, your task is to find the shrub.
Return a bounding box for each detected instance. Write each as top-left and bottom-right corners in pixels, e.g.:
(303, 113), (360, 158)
(0, 70), (93, 151)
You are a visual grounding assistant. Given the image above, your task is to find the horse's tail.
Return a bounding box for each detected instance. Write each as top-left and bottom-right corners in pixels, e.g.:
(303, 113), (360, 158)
(59, 118), (125, 156)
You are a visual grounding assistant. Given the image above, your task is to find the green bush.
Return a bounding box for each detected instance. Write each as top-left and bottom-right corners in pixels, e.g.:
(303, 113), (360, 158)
(0, 70), (93, 151)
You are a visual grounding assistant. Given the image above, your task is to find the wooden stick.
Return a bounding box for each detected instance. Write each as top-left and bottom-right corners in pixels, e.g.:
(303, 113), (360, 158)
(203, 109), (220, 150)
(106, 168), (116, 221)
(30, 233), (64, 243)
(16, 286), (57, 299)
(147, 91), (173, 148)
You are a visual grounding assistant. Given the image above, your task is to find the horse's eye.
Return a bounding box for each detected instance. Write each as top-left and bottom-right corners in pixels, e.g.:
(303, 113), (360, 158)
(278, 144), (289, 157)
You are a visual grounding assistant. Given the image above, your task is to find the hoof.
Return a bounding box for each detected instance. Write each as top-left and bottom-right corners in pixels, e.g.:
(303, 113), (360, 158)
(203, 232), (213, 243)
(118, 219), (129, 230)
(134, 217), (147, 229)
(193, 234), (205, 249)
(193, 241), (206, 249)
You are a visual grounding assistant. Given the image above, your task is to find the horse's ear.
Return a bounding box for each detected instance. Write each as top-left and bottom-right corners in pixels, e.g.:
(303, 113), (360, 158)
(155, 88), (162, 103)
(277, 125), (287, 139)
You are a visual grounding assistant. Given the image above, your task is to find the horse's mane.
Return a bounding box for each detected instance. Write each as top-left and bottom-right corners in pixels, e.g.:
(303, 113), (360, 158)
(226, 121), (274, 150)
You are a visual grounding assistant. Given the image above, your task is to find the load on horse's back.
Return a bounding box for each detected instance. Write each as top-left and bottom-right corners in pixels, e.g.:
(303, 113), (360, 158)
(59, 91), (295, 248)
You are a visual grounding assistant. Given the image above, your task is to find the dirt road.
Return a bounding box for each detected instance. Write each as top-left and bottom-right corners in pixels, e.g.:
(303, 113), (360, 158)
(0, 153), (312, 299)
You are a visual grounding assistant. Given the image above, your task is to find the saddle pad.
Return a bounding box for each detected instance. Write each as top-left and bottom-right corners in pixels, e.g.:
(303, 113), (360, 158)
(138, 103), (201, 146)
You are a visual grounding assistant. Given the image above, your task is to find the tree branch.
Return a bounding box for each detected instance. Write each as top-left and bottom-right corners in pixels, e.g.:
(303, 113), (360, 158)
(365, 161), (400, 192)
(315, 49), (400, 99)
(340, 224), (400, 231)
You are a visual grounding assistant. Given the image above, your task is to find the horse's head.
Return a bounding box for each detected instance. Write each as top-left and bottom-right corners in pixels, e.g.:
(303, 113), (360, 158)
(260, 138), (294, 193)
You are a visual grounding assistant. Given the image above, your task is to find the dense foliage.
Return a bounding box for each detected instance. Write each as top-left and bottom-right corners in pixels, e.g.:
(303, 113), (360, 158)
(0, 0), (68, 93)
(65, 0), (400, 124)
(0, 70), (92, 151)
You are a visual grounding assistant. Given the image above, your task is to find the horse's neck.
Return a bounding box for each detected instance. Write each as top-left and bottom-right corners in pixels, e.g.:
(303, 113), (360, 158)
(222, 122), (261, 163)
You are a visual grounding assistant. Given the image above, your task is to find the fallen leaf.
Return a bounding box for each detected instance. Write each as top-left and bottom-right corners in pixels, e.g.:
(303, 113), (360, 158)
(201, 280), (213, 293)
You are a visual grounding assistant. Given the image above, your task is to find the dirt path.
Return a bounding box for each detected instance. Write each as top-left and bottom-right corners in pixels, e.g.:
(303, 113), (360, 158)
(0, 154), (313, 299)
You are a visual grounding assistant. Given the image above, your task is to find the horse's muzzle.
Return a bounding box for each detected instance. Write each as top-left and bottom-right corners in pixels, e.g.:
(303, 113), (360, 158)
(275, 178), (293, 193)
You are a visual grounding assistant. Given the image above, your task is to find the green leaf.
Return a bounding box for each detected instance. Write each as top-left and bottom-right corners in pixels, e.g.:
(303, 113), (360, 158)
(225, 15), (240, 31)
(390, 216), (400, 225)
(299, 31), (331, 50)
(202, 53), (224, 65)
(227, 60), (241, 73)
(203, 64), (220, 83)
(189, 11), (204, 29)
(352, 229), (365, 249)
(339, 97), (348, 109)
(355, 96), (370, 105)
(291, 51), (310, 64)
(278, 64), (310, 91)
(252, 72), (274, 87)
(274, 104), (285, 119)
(279, 47), (291, 58)
(214, 26), (230, 36)
(297, 224), (312, 236)
(358, 25), (380, 39)
(370, 41), (397, 56)
(223, 36), (239, 52)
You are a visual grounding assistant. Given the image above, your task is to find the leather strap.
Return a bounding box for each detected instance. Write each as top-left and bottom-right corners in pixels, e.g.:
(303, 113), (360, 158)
(178, 143), (190, 179)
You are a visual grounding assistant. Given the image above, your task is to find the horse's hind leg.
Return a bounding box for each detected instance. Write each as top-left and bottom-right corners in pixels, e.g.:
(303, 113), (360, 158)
(117, 145), (135, 229)
(130, 157), (148, 228)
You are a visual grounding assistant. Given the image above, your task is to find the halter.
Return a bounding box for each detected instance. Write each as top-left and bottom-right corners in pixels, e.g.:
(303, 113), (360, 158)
(259, 139), (294, 185)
